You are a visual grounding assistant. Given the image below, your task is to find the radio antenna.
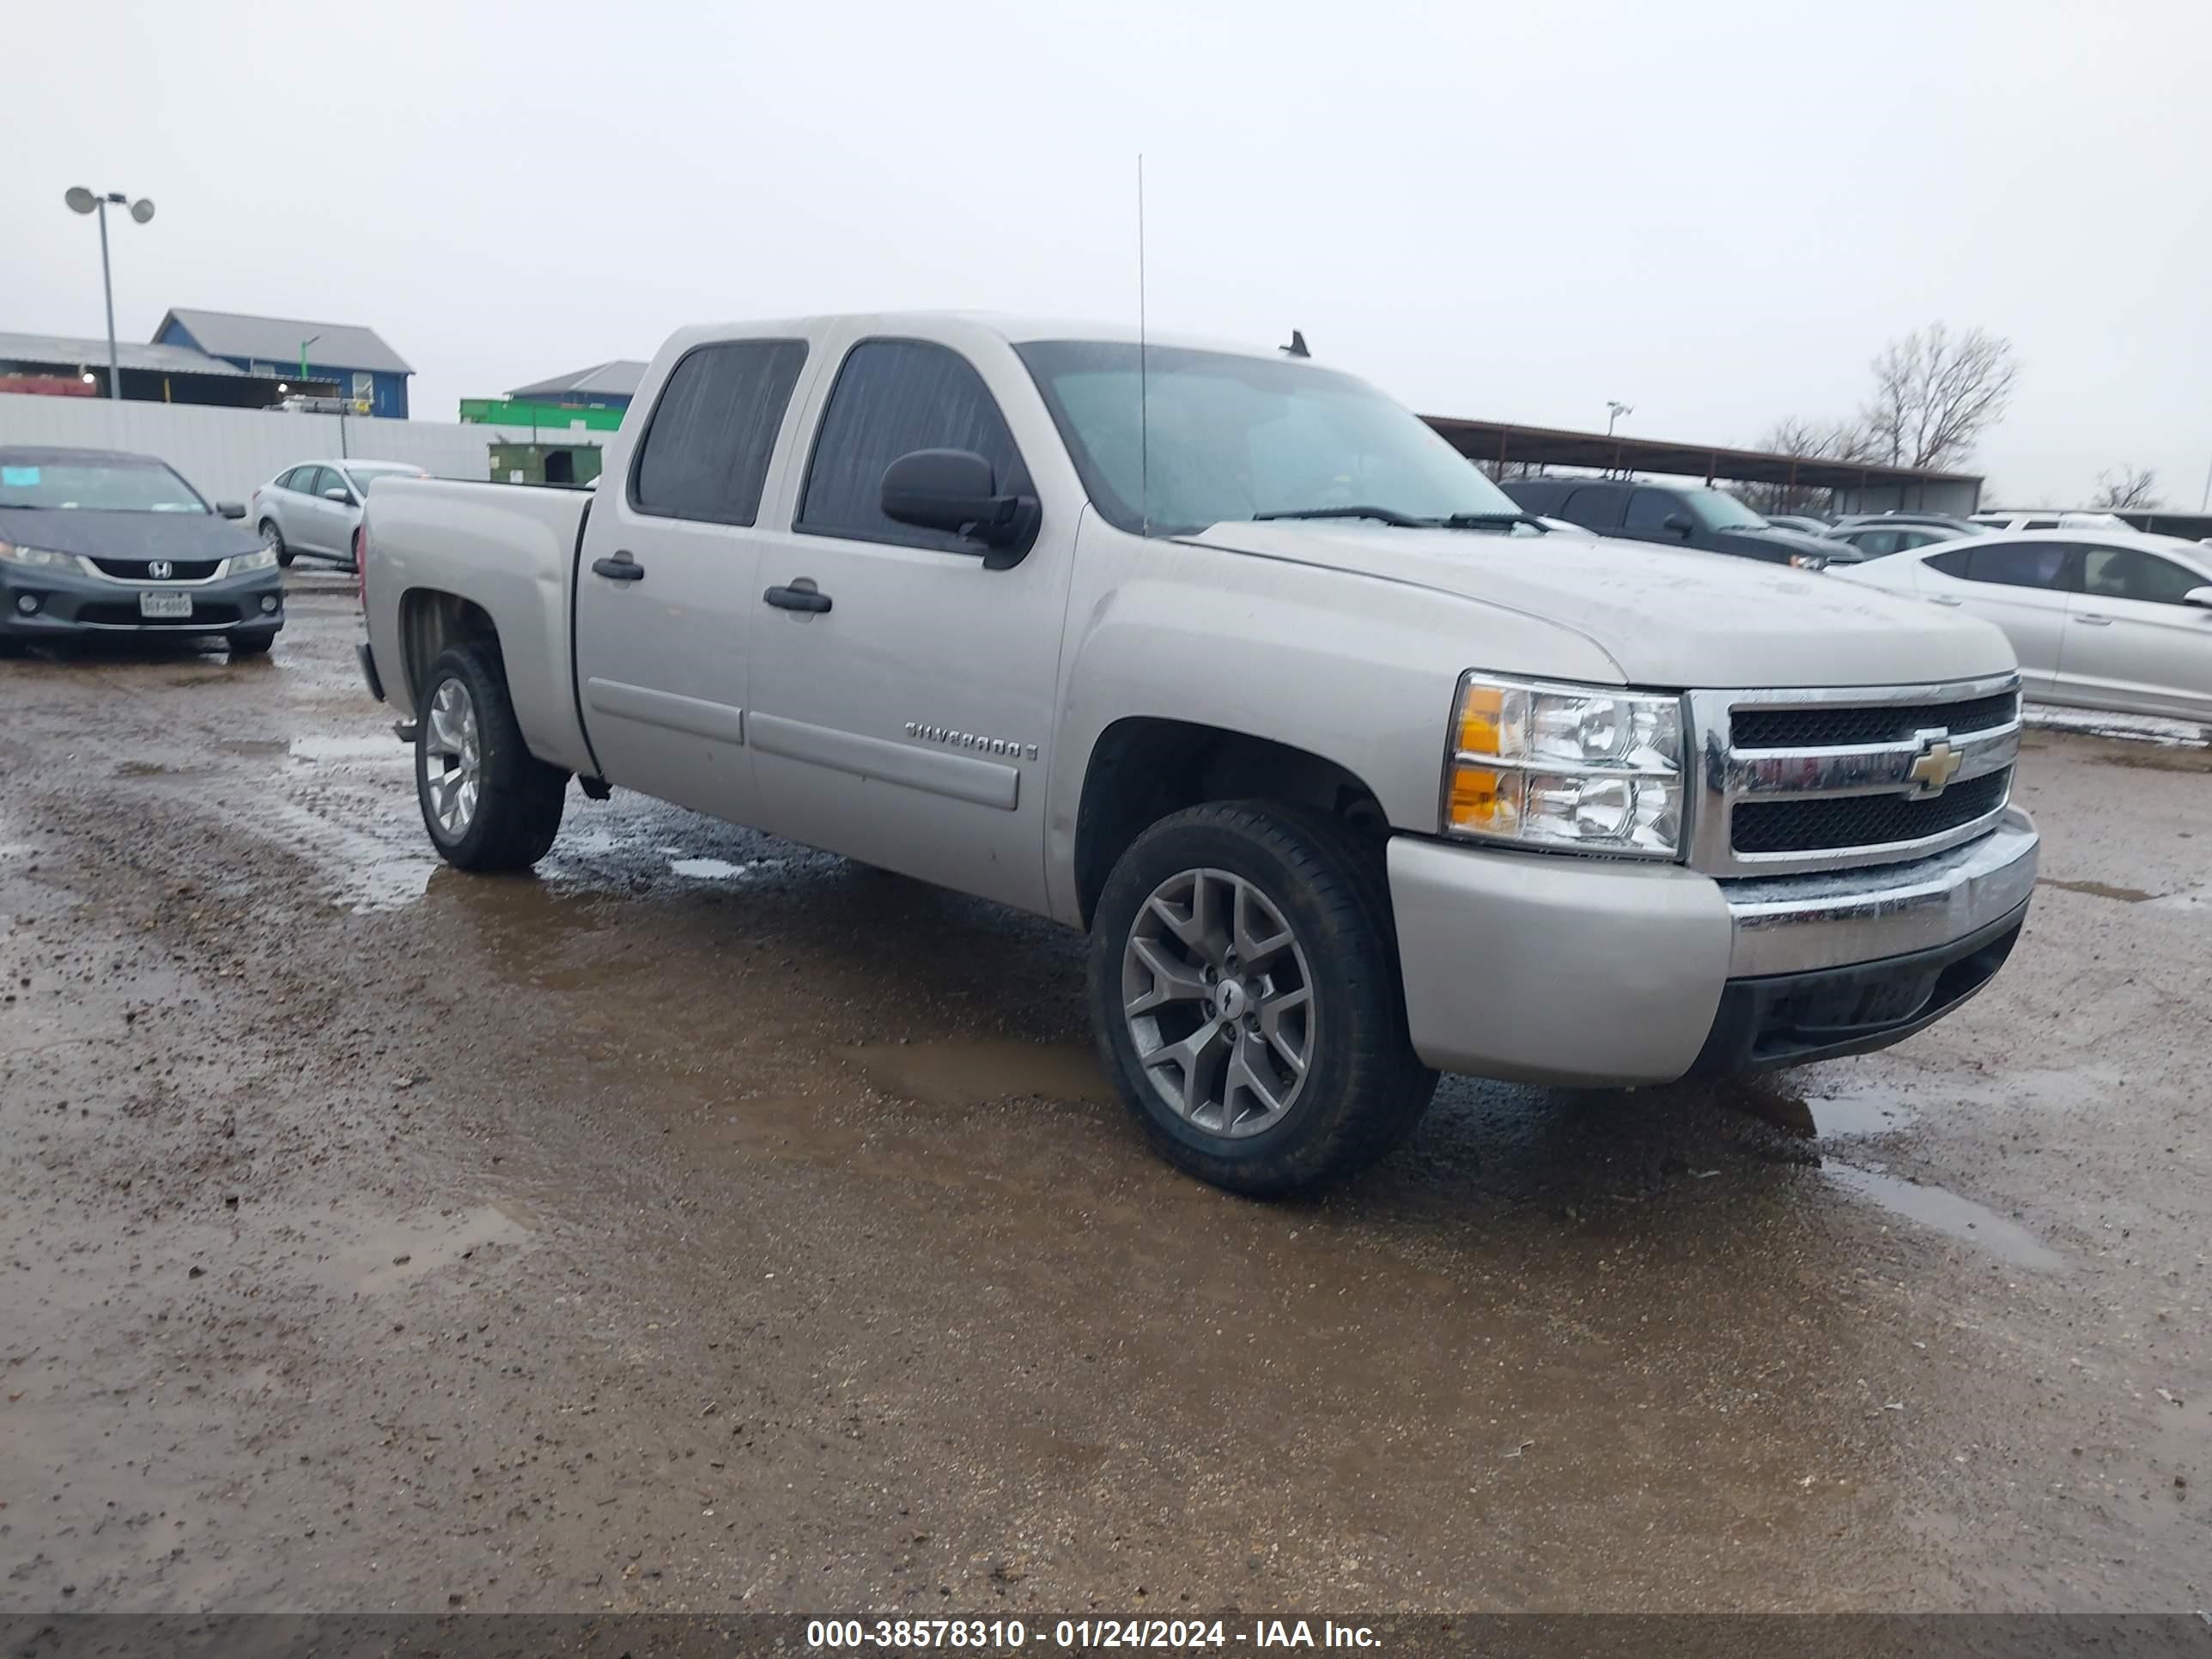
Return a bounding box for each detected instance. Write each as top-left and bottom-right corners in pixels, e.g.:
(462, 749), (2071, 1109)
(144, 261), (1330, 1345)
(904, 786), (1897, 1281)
(1137, 152), (1150, 538)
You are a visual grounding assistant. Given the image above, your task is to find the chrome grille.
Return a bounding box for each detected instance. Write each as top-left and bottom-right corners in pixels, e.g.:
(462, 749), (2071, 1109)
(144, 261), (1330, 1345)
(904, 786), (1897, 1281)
(1685, 674), (2021, 877)
(1730, 690), (2020, 750)
(1732, 769), (2011, 855)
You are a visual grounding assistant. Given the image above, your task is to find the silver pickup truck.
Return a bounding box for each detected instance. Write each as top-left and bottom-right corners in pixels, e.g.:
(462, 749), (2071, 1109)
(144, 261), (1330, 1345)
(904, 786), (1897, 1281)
(359, 312), (2038, 1194)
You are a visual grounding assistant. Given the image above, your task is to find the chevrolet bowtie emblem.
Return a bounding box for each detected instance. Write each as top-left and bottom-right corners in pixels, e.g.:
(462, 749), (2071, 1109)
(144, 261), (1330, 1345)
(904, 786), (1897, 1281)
(1908, 737), (1964, 795)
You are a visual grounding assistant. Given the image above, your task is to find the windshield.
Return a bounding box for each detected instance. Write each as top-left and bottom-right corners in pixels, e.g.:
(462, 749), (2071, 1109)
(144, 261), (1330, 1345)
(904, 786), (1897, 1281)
(1682, 489), (1767, 532)
(1016, 342), (1522, 537)
(0, 458), (209, 514)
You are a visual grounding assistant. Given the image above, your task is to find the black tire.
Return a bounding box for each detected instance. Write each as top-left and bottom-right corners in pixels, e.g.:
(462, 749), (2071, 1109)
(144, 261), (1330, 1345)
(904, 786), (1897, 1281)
(228, 633), (273, 659)
(414, 641), (568, 872)
(1088, 801), (1437, 1197)
(259, 521), (293, 568)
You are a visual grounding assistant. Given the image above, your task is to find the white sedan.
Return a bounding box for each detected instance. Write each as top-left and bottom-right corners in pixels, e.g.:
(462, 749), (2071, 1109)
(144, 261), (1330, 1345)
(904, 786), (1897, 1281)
(251, 459), (427, 569)
(1838, 529), (2212, 721)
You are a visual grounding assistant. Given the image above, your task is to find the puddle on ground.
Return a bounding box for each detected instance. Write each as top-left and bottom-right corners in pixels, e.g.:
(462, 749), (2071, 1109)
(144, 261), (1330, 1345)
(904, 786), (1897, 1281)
(1823, 1163), (2064, 1271)
(1801, 1089), (1917, 1139)
(311, 1202), (538, 1297)
(2039, 877), (2157, 903)
(289, 733), (411, 765)
(670, 857), (751, 879)
(843, 1038), (1115, 1110)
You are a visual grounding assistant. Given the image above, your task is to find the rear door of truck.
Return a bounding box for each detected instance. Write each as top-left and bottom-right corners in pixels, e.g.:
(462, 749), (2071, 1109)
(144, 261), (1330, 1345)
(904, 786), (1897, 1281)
(571, 332), (816, 822)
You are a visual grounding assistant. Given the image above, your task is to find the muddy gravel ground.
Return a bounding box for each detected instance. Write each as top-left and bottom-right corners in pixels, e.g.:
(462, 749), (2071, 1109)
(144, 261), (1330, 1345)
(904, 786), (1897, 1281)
(1, 574), (2205, 1616)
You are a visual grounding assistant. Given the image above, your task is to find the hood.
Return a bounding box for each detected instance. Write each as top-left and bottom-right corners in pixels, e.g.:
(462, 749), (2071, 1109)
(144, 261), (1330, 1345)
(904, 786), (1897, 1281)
(1733, 524), (1856, 560)
(0, 507), (264, 562)
(1177, 521), (2016, 690)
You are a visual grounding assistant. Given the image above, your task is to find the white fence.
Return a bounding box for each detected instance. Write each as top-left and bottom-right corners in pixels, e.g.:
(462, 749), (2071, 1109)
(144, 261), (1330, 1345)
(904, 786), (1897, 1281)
(0, 393), (615, 505)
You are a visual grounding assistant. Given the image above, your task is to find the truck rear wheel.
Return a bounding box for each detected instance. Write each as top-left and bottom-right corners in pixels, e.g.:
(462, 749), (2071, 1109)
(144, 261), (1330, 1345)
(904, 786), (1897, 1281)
(415, 643), (568, 872)
(1088, 802), (1437, 1196)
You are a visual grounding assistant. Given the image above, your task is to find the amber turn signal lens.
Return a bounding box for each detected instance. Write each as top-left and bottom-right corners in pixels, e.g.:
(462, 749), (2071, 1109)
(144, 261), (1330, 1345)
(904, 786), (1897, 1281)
(1457, 684), (1504, 755)
(1447, 765), (1519, 835)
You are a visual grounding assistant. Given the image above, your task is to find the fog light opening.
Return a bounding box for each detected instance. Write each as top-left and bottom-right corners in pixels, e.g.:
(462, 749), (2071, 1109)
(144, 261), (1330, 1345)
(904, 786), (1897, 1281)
(258, 594), (279, 614)
(14, 594), (36, 615)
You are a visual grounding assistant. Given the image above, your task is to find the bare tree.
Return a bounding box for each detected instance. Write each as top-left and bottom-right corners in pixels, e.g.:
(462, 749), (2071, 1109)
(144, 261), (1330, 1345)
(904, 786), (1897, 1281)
(2090, 465), (2160, 511)
(1858, 323), (2020, 471)
(1740, 416), (1876, 514)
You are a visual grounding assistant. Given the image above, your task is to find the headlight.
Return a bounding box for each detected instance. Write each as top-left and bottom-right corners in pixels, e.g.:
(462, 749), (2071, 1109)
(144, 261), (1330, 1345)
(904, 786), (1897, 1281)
(230, 547), (278, 572)
(1444, 672), (1686, 855)
(0, 539), (81, 571)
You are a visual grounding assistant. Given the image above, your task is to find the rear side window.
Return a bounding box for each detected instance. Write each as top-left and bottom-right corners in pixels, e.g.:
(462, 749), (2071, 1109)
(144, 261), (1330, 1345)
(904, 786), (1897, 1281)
(1926, 547), (1973, 577)
(629, 339), (808, 526)
(1620, 489), (1679, 534)
(1964, 542), (2075, 590)
(1562, 486), (1626, 530)
(2079, 546), (2205, 605)
(798, 339), (1030, 553)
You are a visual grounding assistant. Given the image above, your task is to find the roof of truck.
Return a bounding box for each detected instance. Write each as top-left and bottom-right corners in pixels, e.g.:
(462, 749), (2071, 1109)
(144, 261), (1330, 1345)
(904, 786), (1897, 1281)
(677, 312), (1287, 358)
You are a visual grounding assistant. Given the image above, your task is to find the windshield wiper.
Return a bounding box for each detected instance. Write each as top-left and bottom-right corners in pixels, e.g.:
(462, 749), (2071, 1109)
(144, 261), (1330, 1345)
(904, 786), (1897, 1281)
(1437, 512), (1551, 532)
(1254, 506), (1433, 528)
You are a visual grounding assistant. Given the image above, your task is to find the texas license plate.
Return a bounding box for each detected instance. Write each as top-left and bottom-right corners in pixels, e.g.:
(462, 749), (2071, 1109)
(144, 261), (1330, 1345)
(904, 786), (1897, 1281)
(139, 591), (193, 619)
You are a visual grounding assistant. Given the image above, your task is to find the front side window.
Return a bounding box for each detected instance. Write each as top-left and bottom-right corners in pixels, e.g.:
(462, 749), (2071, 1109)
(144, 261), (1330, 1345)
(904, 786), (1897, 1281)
(1682, 489), (1766, 532)
(1621, 489), (1681, 534)
(2079, 546), (2207, 605)
(1015, 340), (1520, 538)
(1965, 541), (2075, 590)
(799, 339), (1029, 551)
(1564, 486), (1627, 530)
(0, 458), (208, 513)
(629, 339), (808, 527)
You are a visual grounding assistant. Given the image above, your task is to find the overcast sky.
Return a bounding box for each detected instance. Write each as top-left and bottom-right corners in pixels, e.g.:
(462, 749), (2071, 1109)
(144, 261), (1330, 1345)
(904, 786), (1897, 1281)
(8, 0), (2209, 507)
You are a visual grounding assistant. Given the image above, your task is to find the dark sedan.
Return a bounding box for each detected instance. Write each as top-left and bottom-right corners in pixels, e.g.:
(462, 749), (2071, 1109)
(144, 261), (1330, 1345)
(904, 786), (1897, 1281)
(0, 447), (283, 658)
(1500, 477), (1858, 566)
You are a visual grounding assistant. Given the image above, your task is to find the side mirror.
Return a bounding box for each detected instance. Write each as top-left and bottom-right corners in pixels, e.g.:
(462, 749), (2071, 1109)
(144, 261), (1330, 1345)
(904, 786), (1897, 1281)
(216, 501), (246, 520)
(324, 486), (355, 504)
(1662, 514), (1695, 538)
(879, 448), (1039, 569)
(2184, 586), (2212, 610)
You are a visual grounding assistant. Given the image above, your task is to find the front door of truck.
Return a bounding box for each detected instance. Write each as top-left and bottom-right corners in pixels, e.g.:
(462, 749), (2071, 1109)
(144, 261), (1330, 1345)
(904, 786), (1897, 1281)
(744, 329), (1077, 916)
(571, 336), (812, 823)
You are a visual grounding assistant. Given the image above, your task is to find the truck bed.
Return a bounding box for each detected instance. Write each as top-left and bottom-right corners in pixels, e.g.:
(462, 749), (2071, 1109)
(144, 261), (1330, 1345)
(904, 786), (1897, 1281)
(361, 477), (597, 775)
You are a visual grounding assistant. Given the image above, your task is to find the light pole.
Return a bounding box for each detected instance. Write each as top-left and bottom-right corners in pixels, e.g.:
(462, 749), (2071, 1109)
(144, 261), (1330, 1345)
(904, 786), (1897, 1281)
(1606, 400), (1633, 438)
(64, 187), (155, 403)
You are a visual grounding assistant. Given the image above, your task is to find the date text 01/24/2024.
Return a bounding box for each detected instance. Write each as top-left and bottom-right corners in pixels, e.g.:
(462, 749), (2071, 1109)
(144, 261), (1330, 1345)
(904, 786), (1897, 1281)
(806, 1620), (1380, 1650)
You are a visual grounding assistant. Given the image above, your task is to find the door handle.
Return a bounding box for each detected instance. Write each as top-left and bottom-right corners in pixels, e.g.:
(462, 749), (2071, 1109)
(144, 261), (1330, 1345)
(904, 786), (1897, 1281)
(592, 553), (645, 582)
(763, 583), (832, 613)
(2075, 613), (2112, 626)
(1929, 595), (1963, 606)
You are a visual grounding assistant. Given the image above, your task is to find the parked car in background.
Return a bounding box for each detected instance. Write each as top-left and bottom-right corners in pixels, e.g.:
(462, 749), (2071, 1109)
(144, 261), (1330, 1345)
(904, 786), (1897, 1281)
(253, 460), (428, 568)
(1762, 514), (1831, 535)
(1837, 529), (2212, 720)
(359, 311), (2037, 1196)
(0, 446), (283, 658)
(1970, 509), (2128, 533)
(1822, 522), (1967, 559)
(1500, 477), (1855, 564)
(1829, 513), (1988, 538)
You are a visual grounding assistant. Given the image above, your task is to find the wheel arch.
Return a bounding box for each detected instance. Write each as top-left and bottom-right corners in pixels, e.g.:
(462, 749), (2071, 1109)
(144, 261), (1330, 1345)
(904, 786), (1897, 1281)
(397, 588), (501, 706)
(1072, 717), (1388, 929)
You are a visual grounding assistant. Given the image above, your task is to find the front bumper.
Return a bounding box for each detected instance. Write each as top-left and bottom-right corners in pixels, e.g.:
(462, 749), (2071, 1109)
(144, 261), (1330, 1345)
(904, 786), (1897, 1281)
(1388, 809), (2038, 1086)
(0, 560), (284, 640)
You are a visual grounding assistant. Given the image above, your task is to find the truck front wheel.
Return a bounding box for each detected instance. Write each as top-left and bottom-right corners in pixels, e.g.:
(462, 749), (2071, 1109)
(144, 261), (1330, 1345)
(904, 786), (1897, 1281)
(415, 643), (568, 872)
(1088, 802), (1437, 1196)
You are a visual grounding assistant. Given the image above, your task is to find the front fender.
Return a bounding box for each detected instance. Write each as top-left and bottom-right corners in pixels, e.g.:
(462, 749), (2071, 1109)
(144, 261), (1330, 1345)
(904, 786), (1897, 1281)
(1042, 526), (1623, 926)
